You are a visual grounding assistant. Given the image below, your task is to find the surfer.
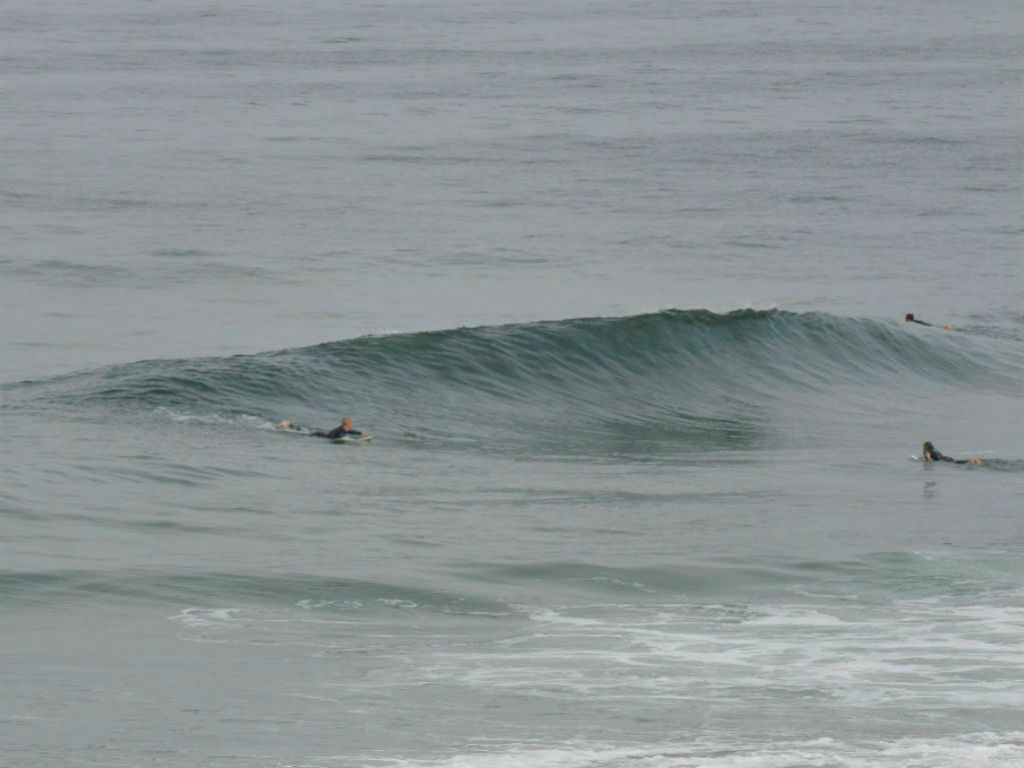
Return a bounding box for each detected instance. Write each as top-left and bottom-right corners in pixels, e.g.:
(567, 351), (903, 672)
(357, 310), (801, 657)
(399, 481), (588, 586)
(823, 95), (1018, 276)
(905, 313), (953, 330)
(922, 441), (980, 465)
(279, 417), (368, 439)
(314, 417), (368, 440)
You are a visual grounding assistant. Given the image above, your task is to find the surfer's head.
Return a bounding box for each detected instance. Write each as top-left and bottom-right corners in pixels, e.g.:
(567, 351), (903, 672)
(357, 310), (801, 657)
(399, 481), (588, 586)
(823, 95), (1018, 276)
(341, 417), (352, 430)
(923, 441), (934, 452)
(905, 313), (915, 322)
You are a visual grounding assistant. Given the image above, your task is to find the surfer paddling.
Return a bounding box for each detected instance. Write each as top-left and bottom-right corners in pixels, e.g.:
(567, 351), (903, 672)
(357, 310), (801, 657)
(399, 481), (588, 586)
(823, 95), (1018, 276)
(905, 313), (953, 331)
(922, 441), (980, 465)
(279, 417), (369, 440)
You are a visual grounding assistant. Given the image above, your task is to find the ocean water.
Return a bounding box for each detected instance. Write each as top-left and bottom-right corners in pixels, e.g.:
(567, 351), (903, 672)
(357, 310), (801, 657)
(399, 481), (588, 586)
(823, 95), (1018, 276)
(1, 1), (1022, 766)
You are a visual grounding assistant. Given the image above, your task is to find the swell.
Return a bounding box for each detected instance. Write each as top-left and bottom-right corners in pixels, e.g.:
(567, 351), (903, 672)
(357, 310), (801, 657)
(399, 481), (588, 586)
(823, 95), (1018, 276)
(0, 568), (514, 615)
(4, 309), (1021, 449)
(4, 549), (1019, 609)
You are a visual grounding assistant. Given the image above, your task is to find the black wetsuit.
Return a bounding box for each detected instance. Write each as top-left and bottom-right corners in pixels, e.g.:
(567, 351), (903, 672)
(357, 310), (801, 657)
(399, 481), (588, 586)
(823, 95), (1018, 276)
(313, 424), (364, 439)
(925, 447), (969, 464)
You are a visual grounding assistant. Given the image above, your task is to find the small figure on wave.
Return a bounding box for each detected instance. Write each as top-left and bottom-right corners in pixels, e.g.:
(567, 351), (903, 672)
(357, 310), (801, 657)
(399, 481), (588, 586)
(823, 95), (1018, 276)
(905, 313), (953, 330)
(279, 417), (369, 440)
(922, 441), (980, 465)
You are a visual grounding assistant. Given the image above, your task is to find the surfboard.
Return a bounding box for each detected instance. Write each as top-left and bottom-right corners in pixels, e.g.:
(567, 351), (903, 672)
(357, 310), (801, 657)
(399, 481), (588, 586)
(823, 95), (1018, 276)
(908, 454), (981, 466)
(332, 435), (372, 444)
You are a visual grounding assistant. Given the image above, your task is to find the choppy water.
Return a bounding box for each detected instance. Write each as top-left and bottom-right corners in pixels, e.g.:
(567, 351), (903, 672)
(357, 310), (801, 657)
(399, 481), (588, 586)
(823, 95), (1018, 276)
(1, 0), (1022, 766)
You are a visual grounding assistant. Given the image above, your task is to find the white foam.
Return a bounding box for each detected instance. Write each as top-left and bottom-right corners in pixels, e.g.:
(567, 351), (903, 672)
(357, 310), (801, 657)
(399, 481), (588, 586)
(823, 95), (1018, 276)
(152, 406), (278, 431)
(741, 608), (847, 627)
(377, 598), (419, 610)
(406, 598), (1024, 712)
(297, 599), (364, 611)
(373, 733), (1024, 768)
(169, 606), (242, 627)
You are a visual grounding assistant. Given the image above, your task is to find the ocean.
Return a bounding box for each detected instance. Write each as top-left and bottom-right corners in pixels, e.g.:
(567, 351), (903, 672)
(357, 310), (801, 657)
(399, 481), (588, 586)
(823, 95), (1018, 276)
(1, 0), (1022, 766)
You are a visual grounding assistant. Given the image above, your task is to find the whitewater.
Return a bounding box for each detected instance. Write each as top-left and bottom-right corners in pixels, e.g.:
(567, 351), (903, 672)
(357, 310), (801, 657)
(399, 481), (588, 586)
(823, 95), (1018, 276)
(1, 0), (1022, 766)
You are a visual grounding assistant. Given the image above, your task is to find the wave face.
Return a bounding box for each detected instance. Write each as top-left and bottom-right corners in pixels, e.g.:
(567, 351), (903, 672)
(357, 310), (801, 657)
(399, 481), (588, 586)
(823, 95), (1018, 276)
(6, 309), (1021, 453)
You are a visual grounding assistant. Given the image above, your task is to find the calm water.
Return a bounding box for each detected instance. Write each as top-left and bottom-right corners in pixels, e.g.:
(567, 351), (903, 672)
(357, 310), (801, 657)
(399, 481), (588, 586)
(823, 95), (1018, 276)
(1, 1), (1022, 766)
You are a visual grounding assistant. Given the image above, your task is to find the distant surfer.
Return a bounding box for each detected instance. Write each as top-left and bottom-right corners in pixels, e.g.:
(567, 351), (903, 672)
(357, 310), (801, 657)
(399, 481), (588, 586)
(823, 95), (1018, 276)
(905, 313), (953, 330)
(922, 441), (980, 465)
(279, 417), (369, 440)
